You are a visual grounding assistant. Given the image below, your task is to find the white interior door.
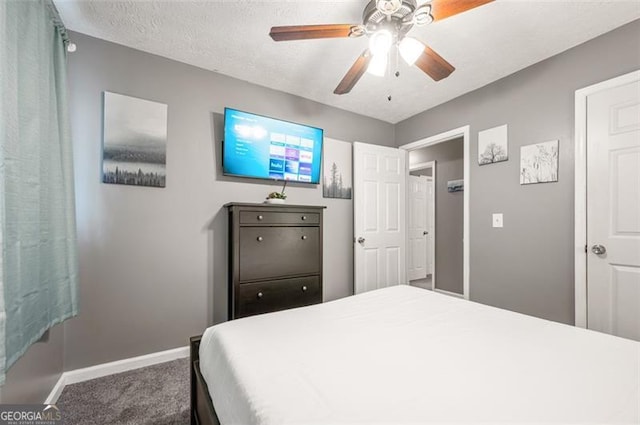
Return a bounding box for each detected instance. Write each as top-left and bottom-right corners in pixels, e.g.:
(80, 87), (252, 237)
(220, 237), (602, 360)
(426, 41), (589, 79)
(426, 177), (434, 276)
(353, 142), (406, 294)
(586, 76), (640, 341)
(408, 175), (428, 281)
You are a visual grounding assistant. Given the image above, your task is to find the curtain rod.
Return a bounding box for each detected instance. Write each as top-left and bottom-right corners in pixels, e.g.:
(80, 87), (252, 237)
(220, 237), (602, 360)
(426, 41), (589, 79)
(44, 0), (70, 45)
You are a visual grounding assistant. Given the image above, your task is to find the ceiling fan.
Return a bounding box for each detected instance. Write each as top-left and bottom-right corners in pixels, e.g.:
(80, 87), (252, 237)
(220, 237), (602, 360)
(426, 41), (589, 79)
(269, 0), (494, 95)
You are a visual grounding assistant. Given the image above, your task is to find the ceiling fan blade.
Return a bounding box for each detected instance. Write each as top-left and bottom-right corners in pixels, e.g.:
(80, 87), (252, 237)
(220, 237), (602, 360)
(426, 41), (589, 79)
(414, 45), (455, 81)
(334, 50), (372, 95)
(429, 0), (494, 22)
(269, 24), (362, 41)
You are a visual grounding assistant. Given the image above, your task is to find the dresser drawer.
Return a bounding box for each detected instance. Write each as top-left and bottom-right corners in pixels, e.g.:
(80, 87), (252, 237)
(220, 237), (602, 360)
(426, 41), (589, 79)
(237, 276), (321, 318)
(239, 211), (320, 225)
(239, 227), (320, 281)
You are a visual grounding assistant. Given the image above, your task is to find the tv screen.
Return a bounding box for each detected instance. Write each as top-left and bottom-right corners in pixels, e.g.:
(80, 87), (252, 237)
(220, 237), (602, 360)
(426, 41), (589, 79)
(223, 108), (323, 184)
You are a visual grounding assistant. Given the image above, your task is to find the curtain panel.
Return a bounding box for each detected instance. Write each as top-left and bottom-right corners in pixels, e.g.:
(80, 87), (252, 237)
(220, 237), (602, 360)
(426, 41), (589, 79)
(0, 0), (78, 384)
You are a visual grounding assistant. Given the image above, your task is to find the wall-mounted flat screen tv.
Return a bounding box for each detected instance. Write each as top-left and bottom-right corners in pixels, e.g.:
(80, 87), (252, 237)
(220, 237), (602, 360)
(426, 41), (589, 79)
(223, 108), (323, 184)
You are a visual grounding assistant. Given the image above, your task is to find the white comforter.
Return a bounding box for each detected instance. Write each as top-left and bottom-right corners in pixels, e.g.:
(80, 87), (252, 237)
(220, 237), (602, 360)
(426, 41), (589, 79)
(200, 285), (640, 425)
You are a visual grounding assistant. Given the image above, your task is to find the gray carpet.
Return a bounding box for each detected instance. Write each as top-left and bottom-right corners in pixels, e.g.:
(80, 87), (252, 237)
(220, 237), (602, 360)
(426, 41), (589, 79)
(56, 358), (190, 425)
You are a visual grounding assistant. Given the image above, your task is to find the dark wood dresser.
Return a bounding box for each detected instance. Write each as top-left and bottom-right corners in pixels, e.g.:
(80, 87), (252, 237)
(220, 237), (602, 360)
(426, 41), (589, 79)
(225, 203), (325, 320)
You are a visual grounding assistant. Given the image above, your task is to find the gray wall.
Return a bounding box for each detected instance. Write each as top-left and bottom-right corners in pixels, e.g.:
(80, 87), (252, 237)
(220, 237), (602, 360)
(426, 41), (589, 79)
(396, 20), (640, 324)
(0, 325), (63, 403)
(64, 32), (394, 371)
(410, 138), (464, 294)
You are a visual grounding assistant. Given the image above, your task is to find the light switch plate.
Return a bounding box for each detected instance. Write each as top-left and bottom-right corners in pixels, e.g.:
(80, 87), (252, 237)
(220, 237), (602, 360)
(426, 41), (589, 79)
(492, 213), (504, 228)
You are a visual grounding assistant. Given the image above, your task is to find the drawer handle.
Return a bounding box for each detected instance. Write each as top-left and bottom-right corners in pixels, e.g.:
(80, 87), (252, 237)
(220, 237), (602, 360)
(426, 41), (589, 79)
(301, 235), (307, 240)
(257, 236), (263, 242)
(257, 292), (264, 299)
(257, 215), (264, 221)
(301, 215), (307, 221)
(302, 285), (308, 292)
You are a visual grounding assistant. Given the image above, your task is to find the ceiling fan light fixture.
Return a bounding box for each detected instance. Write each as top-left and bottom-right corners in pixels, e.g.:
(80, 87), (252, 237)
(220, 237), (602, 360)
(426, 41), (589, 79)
(413, 4), (433, 26)
(367, 53), (388, 77)
(369, 29), (393, 56)
(399, 37), (424, 66)
(375, 0), (402, 15)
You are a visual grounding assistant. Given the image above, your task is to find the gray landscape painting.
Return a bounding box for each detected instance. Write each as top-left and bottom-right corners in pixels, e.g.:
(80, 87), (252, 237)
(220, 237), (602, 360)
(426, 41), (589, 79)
(323, 138), (352, 199)
(478, 124), (508, 165)
(102, 92), (168, 188)
(447, 179), (464, 192)
(520, 140), (559, 184)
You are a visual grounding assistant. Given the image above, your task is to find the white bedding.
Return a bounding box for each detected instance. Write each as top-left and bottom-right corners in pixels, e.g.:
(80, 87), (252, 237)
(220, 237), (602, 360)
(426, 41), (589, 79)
(200, 285), (640, 425)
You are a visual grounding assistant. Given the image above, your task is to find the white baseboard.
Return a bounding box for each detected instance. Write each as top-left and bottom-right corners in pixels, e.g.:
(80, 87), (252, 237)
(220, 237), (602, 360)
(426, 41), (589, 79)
(434, 288), (465, 299)
(44, 374), (67, 405)
(45, 345), (189, 404)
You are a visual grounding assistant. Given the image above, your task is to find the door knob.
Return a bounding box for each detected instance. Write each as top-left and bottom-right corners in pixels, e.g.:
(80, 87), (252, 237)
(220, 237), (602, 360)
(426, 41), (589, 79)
(591, 244), (607, 255)
(357, 237), (365, 244)
(423, 231), (429, 235)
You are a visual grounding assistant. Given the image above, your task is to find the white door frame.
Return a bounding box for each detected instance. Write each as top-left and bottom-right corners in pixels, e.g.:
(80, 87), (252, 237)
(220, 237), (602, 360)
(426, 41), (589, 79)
(574, 70), (640, 328)
(409, 161), (436, 290)
(399, 125), (470, 299)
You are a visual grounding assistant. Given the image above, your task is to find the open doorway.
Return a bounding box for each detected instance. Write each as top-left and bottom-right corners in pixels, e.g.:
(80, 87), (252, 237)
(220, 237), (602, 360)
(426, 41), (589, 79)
(400, 126), (470, 299)
(408, 162), (435, 290)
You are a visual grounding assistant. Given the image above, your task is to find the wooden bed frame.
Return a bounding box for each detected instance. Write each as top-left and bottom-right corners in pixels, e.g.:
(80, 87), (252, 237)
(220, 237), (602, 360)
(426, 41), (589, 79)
(190, 335), (221, 425)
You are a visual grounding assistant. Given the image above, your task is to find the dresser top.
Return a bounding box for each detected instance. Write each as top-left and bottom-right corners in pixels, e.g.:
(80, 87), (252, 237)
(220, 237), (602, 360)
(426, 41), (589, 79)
(224, 202), (326, 209)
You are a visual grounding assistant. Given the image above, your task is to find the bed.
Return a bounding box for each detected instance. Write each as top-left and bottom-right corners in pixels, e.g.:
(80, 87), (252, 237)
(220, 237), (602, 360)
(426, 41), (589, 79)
(190, 285), (640, 425)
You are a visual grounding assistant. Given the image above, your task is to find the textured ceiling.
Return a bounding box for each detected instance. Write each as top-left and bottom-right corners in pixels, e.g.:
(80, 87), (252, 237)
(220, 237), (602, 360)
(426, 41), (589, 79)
(54, 0), (640, 123)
